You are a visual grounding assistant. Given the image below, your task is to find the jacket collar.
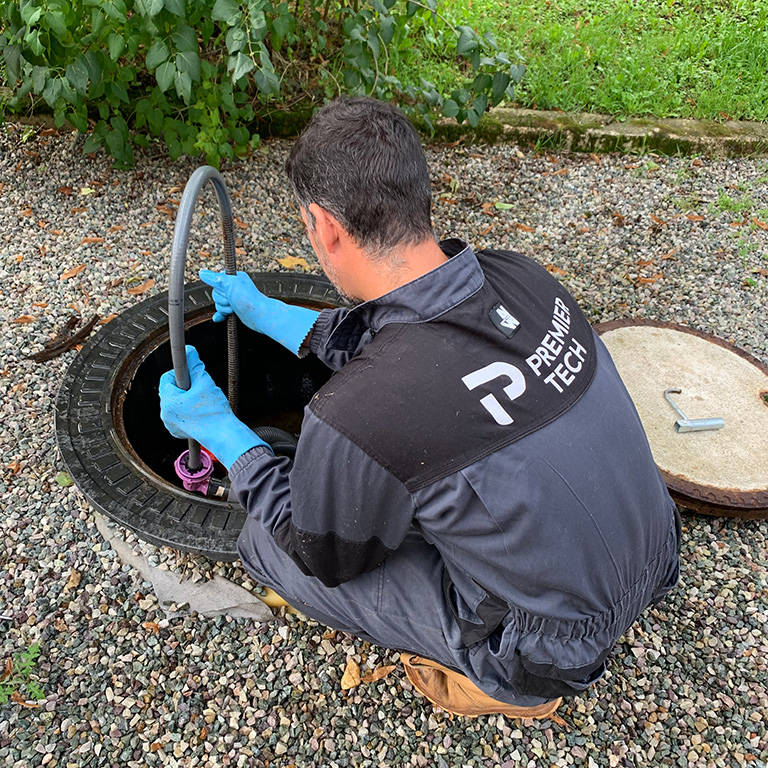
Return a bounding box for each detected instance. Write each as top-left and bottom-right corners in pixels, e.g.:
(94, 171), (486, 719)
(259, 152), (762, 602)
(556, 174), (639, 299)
(326, 238), (484, 352)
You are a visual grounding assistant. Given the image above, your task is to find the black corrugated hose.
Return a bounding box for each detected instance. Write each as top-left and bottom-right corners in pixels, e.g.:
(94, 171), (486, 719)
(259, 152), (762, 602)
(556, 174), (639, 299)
(168, 166), (239, 473)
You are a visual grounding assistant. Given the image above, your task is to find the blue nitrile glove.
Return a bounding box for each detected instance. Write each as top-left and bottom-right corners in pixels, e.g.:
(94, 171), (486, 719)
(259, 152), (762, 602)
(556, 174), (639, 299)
(199, 270), (319, 356)
(158, 345), (269, 470)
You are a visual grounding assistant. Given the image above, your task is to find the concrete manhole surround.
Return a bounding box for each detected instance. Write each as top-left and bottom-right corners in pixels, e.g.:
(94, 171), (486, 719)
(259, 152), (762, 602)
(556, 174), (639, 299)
(596, 319), (768, 519)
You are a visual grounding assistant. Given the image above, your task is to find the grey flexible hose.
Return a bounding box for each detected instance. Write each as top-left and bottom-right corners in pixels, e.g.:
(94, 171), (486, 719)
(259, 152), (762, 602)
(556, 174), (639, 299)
(169, 166), (239, 471)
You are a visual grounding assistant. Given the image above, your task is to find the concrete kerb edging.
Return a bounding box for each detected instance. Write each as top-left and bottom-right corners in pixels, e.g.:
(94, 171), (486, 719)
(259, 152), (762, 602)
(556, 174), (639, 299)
(4, 104), (768, 157)
(427, 107), (768, 157)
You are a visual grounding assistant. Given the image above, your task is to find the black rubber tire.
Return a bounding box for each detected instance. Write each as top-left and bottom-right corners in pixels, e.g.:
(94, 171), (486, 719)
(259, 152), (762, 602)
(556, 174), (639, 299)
(55, 273), (344, 561)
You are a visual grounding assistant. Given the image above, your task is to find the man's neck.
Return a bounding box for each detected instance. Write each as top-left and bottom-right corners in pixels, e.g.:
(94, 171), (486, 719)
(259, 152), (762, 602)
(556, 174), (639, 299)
(356, 238), (448, 301)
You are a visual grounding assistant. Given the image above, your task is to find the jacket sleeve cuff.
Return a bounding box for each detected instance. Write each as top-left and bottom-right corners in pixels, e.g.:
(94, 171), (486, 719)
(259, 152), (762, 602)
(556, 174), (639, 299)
(228, 444), (275, 481)
(308, 309), (341, 356)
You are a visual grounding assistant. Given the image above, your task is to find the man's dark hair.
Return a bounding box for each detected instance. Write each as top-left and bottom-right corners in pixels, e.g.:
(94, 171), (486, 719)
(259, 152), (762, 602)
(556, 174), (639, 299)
(285, 97), (434, 258)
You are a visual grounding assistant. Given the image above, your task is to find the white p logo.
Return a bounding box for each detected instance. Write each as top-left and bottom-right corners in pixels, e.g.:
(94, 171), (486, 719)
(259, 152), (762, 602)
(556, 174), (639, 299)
(462, 362), (527, 426)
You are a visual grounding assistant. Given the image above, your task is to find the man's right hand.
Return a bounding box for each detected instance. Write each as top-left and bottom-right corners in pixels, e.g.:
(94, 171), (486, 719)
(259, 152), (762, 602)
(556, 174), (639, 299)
(199, 269), (319, 356)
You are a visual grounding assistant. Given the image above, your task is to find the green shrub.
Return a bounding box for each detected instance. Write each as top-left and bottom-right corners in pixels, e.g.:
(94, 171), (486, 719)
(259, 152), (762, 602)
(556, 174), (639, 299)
(0, 0), (524, 166)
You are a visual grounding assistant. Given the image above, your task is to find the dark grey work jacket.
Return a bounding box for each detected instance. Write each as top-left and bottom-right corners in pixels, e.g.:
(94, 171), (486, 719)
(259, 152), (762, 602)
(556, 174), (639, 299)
(232, 240), (681, 697)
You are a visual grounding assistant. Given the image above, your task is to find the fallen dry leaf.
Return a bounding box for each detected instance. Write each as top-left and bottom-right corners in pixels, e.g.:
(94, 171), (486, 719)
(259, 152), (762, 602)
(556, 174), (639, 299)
(649, 214), (666, 226)
(660, 247), (680, 260)
(360, 665), (397, 684)
(70, 207), (87, 214)
(235, 247), (246, 256)
(65, 570), (81, 590)
(200, 726), (208, 740)
(99, 314), (118, 324)
(12, 315), (36, 324)
(58, 186), (73, 195)
(60, 264), (86, 280)
(11, 691), (40, 708)
(752, 268), (768, 277)
(7, 459), (21, 476)
(589, 153), (602, 164)
(730, 220), (747, 227)
(108, 225), (124, 232)
(150, 742), (163, 753)
(612, 212), (626, 226)
(142, 621), (160, 634)
(127, 279), (155, 295)
(636, 259), (654, 267)
(340, 658), (361, 690)
(479, 223), (494, 236)
(80, 237), (104, 245)
(1, 658), (12, 682)
(691, 158), (703, 167)
(278, 256), (310, 270)
(235, 217), (249, 230)
(545, 264), (568, 276)
(20, 208), (33, 217)
(752, 218), (768, 230)
(551, 168), (569, 176)
(637, 272), (664, 284)
(686, 213), (705, 222)
(156, 205), (175, 217)
(513, 222), (535, 233)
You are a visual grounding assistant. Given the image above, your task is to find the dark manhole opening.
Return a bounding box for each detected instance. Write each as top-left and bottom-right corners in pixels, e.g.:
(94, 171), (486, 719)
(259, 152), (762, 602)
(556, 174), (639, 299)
(117, 314), (333, 493)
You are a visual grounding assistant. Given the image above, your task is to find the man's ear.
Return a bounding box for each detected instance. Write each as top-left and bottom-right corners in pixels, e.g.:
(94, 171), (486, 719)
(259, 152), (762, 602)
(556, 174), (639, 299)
(307, 203), (338, 254)
(308, 203), (355, 258)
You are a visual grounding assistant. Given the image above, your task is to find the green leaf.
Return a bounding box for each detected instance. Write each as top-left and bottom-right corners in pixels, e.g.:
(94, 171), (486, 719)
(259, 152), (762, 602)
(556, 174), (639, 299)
(83, 132), (103, 155)
(491, 71), (510, 103)
(367, 28), (379, 60)
(226, 26), (246, 53)
(146, 0), (164, 16)
(164, 0), (185, 15)
(55, 472), (74, 487)
(232, 52), (254, 81)
(104, 0), (128, 22)
(471, 73), (492, 93)
(108, 32), (125, 61)
(145, 40), (170, 69)
(495, 201), (514, 210)
(2, 44), (21, 83)
(174, 69), (191, 103)
(31, 65), (47, 94)
(156, 60), (175, 91)
(380, 16), (394, 45)
(456, 25), (478, 56)
(212, 0), (241, 24)
(442, 99), (459, 118)
(45, 10), (67, 38)
(171, 25), (197, 52)
(472, 92), (488, 115)
(466, 108), (480, 127)
(176, 50), (200, 81)
(65, 58), (89, 95)
(68, 108), (88, 132)
(21, 5), (42, 25)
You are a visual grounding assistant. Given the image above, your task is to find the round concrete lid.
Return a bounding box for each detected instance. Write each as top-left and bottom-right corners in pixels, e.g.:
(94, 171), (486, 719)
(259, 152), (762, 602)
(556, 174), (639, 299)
(595, 320), (768, 519)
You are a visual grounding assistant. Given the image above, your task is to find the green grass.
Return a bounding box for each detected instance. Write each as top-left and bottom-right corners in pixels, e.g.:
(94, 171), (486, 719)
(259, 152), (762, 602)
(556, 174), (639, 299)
(399, 0), (768, 121)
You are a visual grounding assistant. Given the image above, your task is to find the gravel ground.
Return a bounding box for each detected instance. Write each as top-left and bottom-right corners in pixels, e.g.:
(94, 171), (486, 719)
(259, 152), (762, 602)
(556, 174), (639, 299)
(1, 123), (767, 768)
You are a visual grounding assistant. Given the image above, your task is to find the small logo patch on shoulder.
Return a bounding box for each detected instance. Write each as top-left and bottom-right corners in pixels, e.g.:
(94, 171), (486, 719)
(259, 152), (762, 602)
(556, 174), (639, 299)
(490, 303), (520, 337)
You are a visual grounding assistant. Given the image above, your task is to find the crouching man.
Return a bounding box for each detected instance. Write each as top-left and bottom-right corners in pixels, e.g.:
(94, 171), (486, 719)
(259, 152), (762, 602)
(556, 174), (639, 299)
(159, 97), (680, 718)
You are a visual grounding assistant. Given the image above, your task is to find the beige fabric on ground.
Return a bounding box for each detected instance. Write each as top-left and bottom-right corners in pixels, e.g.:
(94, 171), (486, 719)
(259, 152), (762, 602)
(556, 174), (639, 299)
(400, 653), (562, 719)
(601, 325), (768, 490)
